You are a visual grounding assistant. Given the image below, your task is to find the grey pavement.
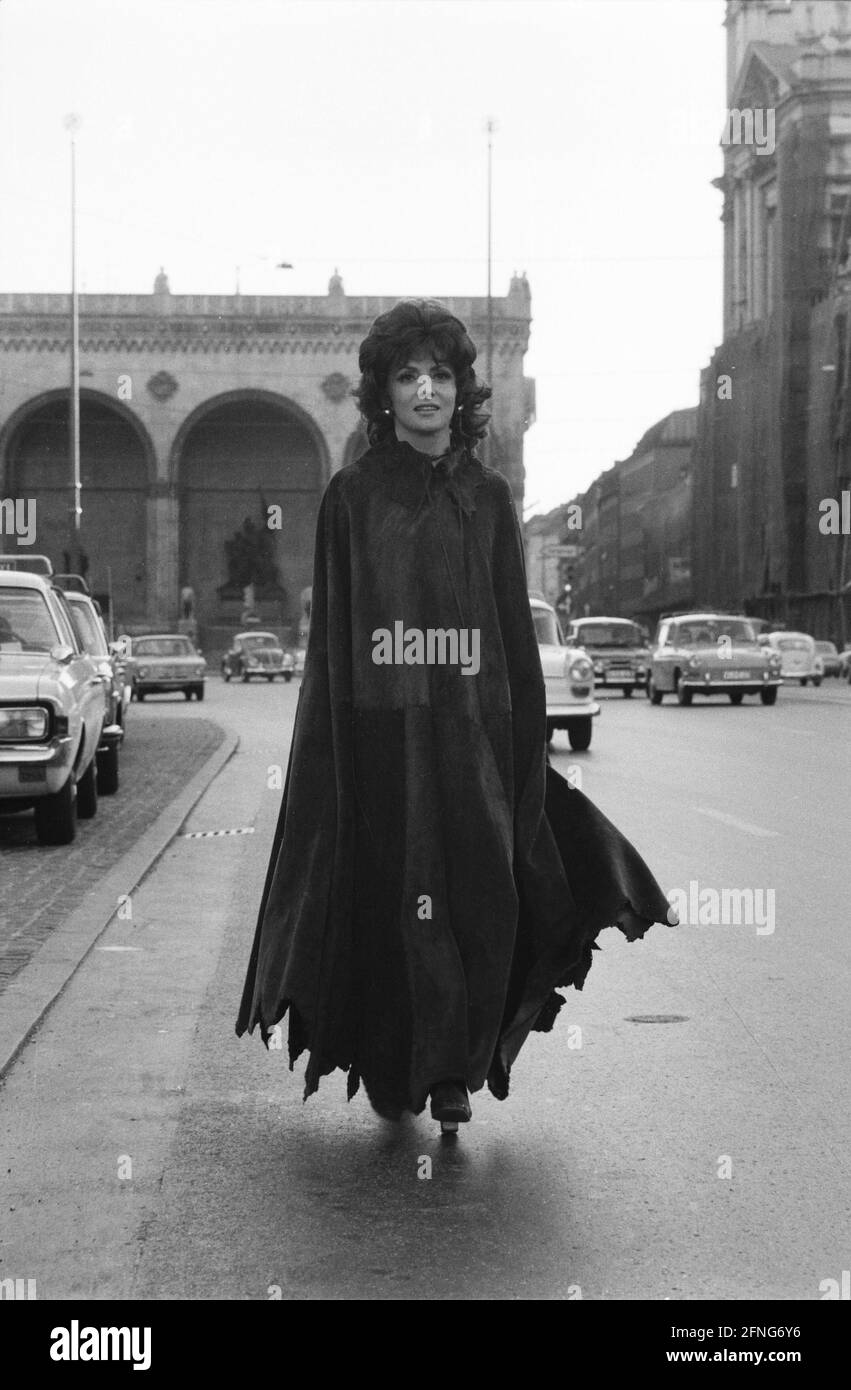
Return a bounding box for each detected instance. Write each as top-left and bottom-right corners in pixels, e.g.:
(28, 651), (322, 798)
(0, 712), (227, 989)
(0, 678), (849, 1299)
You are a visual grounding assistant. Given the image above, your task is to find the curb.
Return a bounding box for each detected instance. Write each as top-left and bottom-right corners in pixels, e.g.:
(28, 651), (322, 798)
(0, 727), (240, 1082)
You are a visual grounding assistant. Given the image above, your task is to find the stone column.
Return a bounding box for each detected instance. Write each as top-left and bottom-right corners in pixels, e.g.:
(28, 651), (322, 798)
(147, 481), (179, 627)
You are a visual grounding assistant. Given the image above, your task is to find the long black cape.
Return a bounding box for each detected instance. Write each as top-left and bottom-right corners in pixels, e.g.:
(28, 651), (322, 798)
(236, 437), (674, 1115)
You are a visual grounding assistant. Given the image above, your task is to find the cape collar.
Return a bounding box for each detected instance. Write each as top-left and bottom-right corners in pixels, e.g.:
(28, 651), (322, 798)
(367, 436), (485, 517)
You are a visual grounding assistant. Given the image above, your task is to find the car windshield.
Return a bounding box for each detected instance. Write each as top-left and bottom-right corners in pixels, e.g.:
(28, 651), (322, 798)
(815, 641), (836, 654)
(777, 636), (809, 651)
(671, 619), (757, 646)
(68, 602), (108, 656)
(134, 637), (194, 657)
(242, 635), (278, 650)
(574, 622), (642, 648)
(532, 608), (563, 646)
(0, 588), (61, 652)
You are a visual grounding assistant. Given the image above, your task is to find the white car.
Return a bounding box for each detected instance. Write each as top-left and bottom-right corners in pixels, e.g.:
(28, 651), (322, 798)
(763, 631), (823, 687)
(530, 595), (600, 750)
(0, 570), (113, 843)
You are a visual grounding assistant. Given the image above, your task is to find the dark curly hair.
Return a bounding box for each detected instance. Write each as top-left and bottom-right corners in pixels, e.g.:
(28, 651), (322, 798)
(353, 298), (492, 453)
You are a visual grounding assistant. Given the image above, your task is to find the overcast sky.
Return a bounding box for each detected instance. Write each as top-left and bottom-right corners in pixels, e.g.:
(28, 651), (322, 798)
(0, 0), (726, 515)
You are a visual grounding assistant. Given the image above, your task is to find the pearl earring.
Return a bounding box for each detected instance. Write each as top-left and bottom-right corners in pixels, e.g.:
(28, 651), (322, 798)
(383, 407), (392, 415)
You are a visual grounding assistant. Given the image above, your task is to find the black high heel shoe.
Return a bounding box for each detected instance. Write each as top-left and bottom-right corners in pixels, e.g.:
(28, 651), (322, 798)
(430, 1080), (472, 1132)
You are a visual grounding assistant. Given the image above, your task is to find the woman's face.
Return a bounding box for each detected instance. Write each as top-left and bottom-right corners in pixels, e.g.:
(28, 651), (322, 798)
(386, 349), (457, 454)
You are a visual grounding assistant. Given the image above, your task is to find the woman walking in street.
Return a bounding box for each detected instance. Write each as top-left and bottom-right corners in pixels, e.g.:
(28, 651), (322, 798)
(236, 298), (674, 1131)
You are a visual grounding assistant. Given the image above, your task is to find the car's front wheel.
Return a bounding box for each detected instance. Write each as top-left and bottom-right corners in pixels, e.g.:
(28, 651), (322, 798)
(648, 676), (664, 705)
(34, 776), (77, 845)
(623, 686), (633, 698)
(760, 687), (778, 705)
(567, 718), (592, 752)
(813, 676), (822, 688)
(676, 674), (692, 706)
(729, 692), (744, 705)
(284, 672), (293, 683)
(222, 665), (231, 683)
(800, 678), (807, 687)
(76, 756), (98, 819)
(194, 685), (205, 702)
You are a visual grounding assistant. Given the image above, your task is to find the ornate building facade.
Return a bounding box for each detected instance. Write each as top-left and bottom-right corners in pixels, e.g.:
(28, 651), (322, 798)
(693, 0), (851, 640)
(0, 271), (535, 636)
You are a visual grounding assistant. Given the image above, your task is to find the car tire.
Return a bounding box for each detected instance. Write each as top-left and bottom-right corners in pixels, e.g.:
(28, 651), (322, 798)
(567, 719), (592, 752)
(648, 676), (663, 705)
(813, 676), (822, 688)
(760, 687), (778, 706)
(34, 775), (77, 845)
(194, 685), (205, 702)
(222, 667), (231, 683)
(623, 686), (633, 698)
(799, 678), (807, 687)
(284, 673), (293, 683)
(729, 692), (744, 705)
(242, 671), (250, 683)
(266, 674), (275, 682)
(184, 689), (193, 701)
(97, 742), (119, 795)
(76, 756), (98, 819)
(676, 674), (692, 706)
(137, 690), (145, 703)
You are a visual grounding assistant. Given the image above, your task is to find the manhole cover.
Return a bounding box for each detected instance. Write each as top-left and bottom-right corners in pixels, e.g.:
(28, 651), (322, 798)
(625, 1014), (689, 1024)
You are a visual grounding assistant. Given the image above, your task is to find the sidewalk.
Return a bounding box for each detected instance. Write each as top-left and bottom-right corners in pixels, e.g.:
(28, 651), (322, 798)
(0, 715), (237, 1079)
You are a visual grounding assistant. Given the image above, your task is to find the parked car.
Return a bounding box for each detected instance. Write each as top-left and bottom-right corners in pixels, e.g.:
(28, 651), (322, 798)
(221, 631), (294, 683)
(566, 615), (649, 696)
(814, 640), (841, 677)
(130, 634), (207, 701)
(839, 646), (851, 681)
(52, 573), (91, 595)
(647, 612), (783, 705)
(531, 594), (600, 750)
(762, 631), (823, 686)
(0, 570), (111, 843)
(63, 590), (127, 792)
(0, 553), (53, 577)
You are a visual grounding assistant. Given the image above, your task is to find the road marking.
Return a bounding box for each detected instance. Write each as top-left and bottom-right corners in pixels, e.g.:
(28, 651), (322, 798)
(179, 827), (255, 839)
(96, 946), (142, 952)
(694, 807), (779, 838)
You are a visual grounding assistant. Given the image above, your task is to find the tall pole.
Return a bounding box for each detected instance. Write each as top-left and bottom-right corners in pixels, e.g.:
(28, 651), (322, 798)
(485, 116), (496, 470)
(64, 114), (82, 570)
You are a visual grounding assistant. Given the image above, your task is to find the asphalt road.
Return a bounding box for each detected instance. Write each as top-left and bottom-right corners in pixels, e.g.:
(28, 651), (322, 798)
(1, 677), (849, 1300)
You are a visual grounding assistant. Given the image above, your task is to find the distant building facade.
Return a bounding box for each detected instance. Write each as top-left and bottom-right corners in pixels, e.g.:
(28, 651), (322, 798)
(565, 408), (696, 628)
(0, 271), (535, 639)
(693, 0), (851, 641)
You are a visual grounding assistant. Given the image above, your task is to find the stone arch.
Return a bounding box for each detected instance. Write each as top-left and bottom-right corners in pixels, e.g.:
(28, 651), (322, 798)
(0, 388), (155, 619)
(172, 390), (328, 638)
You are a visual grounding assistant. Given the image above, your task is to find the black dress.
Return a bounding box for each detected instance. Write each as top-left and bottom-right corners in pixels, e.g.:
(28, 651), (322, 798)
(236, 437), (674, 1116)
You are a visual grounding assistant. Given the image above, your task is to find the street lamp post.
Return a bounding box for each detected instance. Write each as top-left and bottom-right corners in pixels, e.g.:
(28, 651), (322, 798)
(485, 117), (496, 471)
(64, 114), (82, 571)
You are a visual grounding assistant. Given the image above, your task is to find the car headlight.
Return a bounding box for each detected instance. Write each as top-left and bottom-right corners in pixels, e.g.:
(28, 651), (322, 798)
(138, 666), (150, 678)
(0, 706), (49, 740)
(569, 658), (593, 682)
(688, 655), (700, 670)
(593, 662), (603, 675)
(195, 665), (205, 676)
